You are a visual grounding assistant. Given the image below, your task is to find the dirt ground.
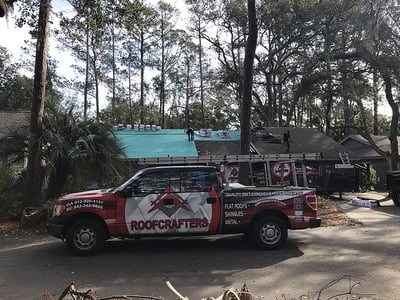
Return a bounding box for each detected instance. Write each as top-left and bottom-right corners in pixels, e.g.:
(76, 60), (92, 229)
(317, 196), (361, 227)
(0, 196), (355, 237)
(0, 220), (47, 237)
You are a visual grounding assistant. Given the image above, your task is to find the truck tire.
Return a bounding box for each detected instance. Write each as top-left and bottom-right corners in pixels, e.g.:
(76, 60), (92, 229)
(392, 190), (400, 207)
(251, 216), (287, 250)
(66, 219), (106, 255)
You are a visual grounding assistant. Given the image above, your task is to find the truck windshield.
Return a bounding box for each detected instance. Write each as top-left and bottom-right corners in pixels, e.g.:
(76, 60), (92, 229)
(108, 169), (147, 193)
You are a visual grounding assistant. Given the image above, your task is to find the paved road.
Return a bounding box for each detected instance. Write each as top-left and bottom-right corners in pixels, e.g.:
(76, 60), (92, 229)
(1, 192), (399, 300)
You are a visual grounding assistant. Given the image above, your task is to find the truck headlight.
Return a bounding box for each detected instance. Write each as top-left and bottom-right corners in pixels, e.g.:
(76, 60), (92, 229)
(52, 204), (65, 216)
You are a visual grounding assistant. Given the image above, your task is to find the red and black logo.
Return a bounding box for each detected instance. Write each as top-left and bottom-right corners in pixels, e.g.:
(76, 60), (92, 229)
(148, 186), (191, 217)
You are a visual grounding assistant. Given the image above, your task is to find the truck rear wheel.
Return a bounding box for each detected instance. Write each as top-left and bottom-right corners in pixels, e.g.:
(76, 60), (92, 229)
(392, 190), (400, 207)
(66, 219), (106, 255)
(251, 216), (287, 250)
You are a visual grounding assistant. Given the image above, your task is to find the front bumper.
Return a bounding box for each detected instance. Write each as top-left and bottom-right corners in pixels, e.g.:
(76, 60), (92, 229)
(309, 217), (322, 228)
(47, 222), (64, 239)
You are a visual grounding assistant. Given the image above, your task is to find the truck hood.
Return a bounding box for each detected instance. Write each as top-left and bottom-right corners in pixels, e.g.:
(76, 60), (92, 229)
(59, 189), (111, 201)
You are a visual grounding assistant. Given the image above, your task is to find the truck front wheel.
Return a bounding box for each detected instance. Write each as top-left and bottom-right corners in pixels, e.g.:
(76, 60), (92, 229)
(66, 219), (106, 255)
(392, 190), (400, 207)
(251, 216), (288, 250)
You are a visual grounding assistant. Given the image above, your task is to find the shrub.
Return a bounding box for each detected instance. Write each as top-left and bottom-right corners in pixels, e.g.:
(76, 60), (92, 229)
(0, 162), (22, 220)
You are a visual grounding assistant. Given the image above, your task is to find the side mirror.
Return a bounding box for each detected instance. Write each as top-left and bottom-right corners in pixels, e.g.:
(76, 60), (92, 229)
(119, 186), (133, 198)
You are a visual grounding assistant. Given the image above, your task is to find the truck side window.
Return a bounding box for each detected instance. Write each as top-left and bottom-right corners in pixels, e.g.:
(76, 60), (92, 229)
(208, 172), (223, 191)
(170, 176), (181, 192)
(133, 171), (170, 195)
(179, 171), (201, 192)
(180, 170), (221, 192)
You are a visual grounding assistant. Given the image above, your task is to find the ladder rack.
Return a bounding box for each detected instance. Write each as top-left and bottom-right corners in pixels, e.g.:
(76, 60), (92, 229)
(133, 153), (322, 188)
(134, 152), (322, 166)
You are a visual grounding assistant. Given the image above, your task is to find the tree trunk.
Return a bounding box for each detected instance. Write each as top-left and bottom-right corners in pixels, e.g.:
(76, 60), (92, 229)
(111, 3), (116, 121)
(128, 54), (133, 125)
(140, 25), (145, 124)
(91, 36), (100, 122)
(160, 17), (166, 127)
(372, 71), (379, 135)
(239, 0), (257, 185)
(382, 73), (399, 170)
(23, 0), (51, 207)
(197, 17), (205, 128)
(185, 55), (190, 128)
(84, 20), (89, 120)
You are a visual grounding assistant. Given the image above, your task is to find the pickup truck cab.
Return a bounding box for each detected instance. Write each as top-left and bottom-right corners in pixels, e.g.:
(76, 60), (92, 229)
(48, 165), (321, 255)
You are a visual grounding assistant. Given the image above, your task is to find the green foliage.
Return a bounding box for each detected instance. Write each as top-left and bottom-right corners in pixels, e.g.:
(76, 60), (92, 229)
(0, 46), (17, 87)
(0, 46), (62, 111)
(0, 162), (22, 220)
(0, 47), (32, 110)
(359, 164), (379, 191)
(369, 165), (378, 186)
(42, 105), (129, 197)
(0, 105), (129, 200)
(0, 75), (33, 110)
(225, 0), (247, 29)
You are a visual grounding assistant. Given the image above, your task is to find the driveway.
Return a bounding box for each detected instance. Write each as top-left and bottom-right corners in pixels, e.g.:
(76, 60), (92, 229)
(331, 190), (400, 226)
(0, 192), (399, 300)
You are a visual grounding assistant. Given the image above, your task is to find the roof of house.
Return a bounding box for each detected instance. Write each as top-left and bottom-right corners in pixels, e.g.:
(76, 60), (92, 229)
(340, 134), (397, 159)
(254, 127), (356, 160)
(0, 114), (357, 162)
(115, 126), (353, 161)
(0, 111), (29, 138)
(115, 128), (241, 158)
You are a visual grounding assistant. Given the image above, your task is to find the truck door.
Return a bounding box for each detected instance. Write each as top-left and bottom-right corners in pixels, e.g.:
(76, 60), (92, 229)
(177, 169), (221, 233)
(124, 170), (175, 235)
(123, 169), (221, 235)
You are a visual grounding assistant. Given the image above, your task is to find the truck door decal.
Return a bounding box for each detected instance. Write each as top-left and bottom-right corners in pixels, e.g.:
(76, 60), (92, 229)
(147, 186), (191, 216)
(125, 186), (215, 234)
(208, 185), (221, 232)
(123, 169), (222, 235)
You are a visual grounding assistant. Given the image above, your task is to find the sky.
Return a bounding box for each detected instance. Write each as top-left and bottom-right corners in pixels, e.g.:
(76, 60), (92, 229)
(0, 0), (185, 67)
(0, 0), (187, 112)
(1, 0), (74, 55)
(0, 0), (393, 117)
(0, 0), (77, 84)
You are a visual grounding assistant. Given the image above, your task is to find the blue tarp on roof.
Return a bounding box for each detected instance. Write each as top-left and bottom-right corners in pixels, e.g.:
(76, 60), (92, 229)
(114, 128), (240, 159)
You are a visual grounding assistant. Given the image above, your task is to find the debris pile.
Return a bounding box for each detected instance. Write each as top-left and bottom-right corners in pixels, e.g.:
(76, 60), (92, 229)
(42, 276), (376, 300)
(42, 281), (259, 300)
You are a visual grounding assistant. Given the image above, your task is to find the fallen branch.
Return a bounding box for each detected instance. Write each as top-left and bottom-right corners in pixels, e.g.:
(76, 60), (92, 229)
(166, 281), (189, 300)
(47, 277), (376, 300)
(52, 281), (165, 300)
(314, 275), (376, 300)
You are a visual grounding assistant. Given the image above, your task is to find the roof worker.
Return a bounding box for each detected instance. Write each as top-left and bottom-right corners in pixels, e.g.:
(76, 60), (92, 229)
(186, 127), (194, 141)
(283, 130), (291, 153)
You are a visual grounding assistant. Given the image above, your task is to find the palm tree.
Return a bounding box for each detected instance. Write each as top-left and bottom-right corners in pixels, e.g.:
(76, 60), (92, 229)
(0, 105), (129, 200)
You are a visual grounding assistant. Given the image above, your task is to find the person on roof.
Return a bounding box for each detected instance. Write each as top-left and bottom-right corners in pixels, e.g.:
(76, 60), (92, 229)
(283, 130), (291, 153)
(186, 127), (194, 141)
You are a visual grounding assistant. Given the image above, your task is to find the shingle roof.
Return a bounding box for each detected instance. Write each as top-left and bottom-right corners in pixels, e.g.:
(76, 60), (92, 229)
(254, 127), (357, 160)
(196, 140), (241, 156)
(0, 111), (29, 137)
(116, 127), (350, 161)
(340, 134), (397, 159)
